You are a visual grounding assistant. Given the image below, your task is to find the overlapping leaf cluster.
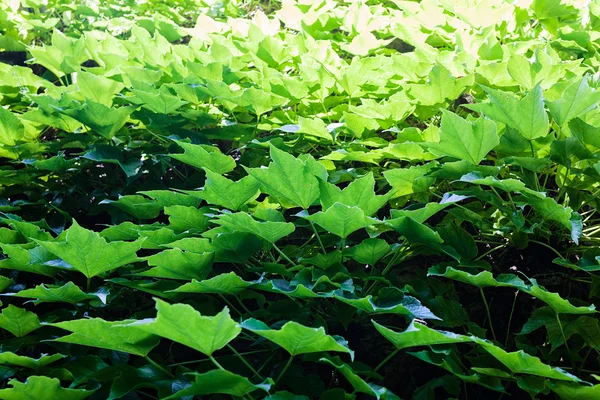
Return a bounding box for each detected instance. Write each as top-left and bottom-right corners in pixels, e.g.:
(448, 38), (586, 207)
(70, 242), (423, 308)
(1, 0), (600, 398)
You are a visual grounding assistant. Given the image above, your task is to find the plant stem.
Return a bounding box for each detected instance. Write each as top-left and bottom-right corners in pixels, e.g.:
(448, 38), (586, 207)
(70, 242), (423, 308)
(227, 344), (263, 379)
(375, 348), (400, 372)
(555, 312), (573, 363)
(309, 220), (326, 253)
(504, 291), (519, 348)
(475, 244), (505, 261)
(272, 243), (297, 268)
(210, 355), (226, 370)
(480, 288), (497, 342)
(529, 240), (564, 259)
(144, 356), (174, 378)
(219, 294), (243, 316)
(275, 356), (294, 385)
(86, 277), (91, 292)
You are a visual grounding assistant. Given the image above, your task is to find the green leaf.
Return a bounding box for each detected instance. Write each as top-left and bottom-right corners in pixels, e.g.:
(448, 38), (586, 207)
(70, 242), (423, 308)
(334, 289), (439, 320)
(386, 217), (460, 260)
(108, 195), (165, 220)
(171, 272), (262, 295)
(37, 220), (142, 278)
(240, 318), (354, 358)
(212, 211), (295, 243)
(61, 100), (135, 139)
(75, 71), (124, 107)
(195, 169), (259, 211)
(51, 318), (160, 356)
(429, 265), (596, 314)
(0, 305), (40, 337)
(6, 282), (102, 305)
(130, 85), (188, 114)
(139, 248), (213, 280)
(0, 107), (24, 147)
(345, 238), (391, 265)
(0, 376), (94, 400)
(299, 203), (379, 239)
(373, 320), (471, 350)
(428, 110), (499, 165)
(296, 116), (333, 142)
(320, 356), (400, 400)
(0, 353), (64, 369)
(551, 382), (600, 400)
(165, 370), (271, 399)
(164, 205), (211, 233)
(473, 337), (580, 381)
(468, 85), (549, 140)
(170, 141), (235, 174)
(383, 163), (437, 198)
(318, 172), (389, 216)
(513, 193), (581, 243)
(129, 299), (240, 356)
(407, 65), (474, 106)
(546, 77), (600, 126)
(245, 145), (326, 209)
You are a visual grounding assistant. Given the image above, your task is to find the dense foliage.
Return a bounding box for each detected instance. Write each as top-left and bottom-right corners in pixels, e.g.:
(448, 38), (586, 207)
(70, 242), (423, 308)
(1, 0), (600, 398)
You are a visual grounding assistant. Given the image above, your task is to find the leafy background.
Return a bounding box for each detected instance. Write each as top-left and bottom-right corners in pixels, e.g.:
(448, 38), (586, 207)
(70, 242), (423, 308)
(1, 0), (600, 398)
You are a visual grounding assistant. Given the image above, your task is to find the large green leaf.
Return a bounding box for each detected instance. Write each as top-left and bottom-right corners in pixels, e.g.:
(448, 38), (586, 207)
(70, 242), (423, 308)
(171, 272), (262, 295)
(240, 319), (353, 358)
(245, 145), (327, 209)
(51, 318), (160, 356)
(546, 77), (600, 126)
(211, 211), (295, 243)
(165, 370), (271, 399)
(345, 238), (391, 265)
(429, 265), (596, 314)
(0, 353), (64, 369)
(6, 282), (102, 305)
(170, 141), (235, 174)
(428, 110), (499, 165)
(0, 107), (24, 147)
(61, 100), (135, 139)
(195, 169), (260, 211)
(468, 85), (549, 140)
(299, 203), (379, 239)
(318, 172), (389, 215)
(0, 305), (40, 337)
(373, 320), (471, 350)
(0, 376), (94, 400)
(37, 220), (142, 278)
(320, 356), (400, 400)
(139, 248), (214, 280)
(129, 299), (241, 356)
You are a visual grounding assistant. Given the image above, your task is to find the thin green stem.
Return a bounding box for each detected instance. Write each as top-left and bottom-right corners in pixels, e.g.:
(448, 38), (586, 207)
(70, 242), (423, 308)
(475, 244), (505, 261)
(364, 249), (405, 296)
(86, 277), (91, 292)
(529, 140), (536, 158)
(579, 347), (593, 373)
(555, 312), (573, 364)
(529, 240), (564, 259)
(374, 348), (400, 372)
(144, 356), (174, 378)
(210, 355), (226, 370)
(272, 243), (298, 268)
(275, 355), (294, 385)
(480, 288), (497, 342)
(219, 294), (243, 316)
(235, 296), (255, 317)
(227, 344), (263, 379)
(504, 291), (519, 348)
(309, 220), (326, 253)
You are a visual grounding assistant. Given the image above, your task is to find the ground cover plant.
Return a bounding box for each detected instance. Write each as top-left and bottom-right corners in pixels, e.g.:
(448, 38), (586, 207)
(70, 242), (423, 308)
(1, 0), (600, 398)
